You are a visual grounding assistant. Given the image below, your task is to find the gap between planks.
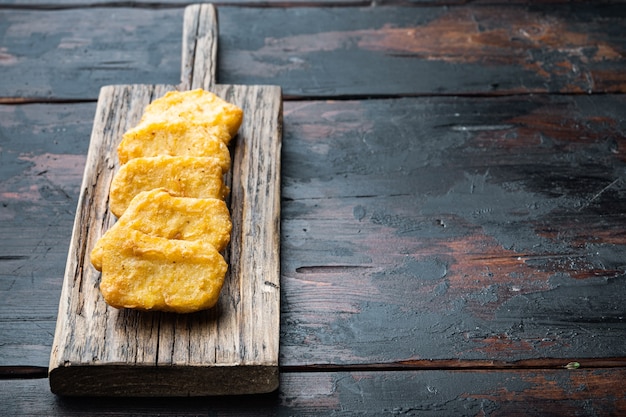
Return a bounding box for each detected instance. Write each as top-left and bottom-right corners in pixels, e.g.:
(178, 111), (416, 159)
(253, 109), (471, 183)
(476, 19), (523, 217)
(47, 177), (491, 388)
(5, 357), (626, 381)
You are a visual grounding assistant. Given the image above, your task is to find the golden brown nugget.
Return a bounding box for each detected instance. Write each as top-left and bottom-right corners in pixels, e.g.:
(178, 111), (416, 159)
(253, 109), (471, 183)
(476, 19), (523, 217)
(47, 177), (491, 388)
(91, 189), (232, 270)
(99, 228), (227, 313)
(139, 89), (243, 139)
(109, 156), (229, 217)
(117, 122), (232, 166)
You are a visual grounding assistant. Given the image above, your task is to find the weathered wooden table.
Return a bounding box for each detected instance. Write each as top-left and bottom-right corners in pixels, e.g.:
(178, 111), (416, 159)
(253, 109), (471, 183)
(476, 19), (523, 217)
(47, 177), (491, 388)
(2, 1), (626, 415)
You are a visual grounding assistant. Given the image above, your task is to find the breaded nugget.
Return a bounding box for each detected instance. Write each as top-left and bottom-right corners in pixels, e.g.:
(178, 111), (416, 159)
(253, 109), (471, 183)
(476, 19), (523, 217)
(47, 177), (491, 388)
(117, 122), (232, 166)
(117, 89), (243, 165)
(91, 189), (232, 270)
(94, 88), (240, 313)
(109, 156), (229, 217)
(121, 189), (232, 250)
(140, 89), (243, 139)
(98, 228), (227, 313)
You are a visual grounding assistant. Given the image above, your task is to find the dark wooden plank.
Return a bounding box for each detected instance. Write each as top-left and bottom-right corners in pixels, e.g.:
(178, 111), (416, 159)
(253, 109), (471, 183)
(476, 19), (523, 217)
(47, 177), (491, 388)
(279, 94), (626, 365)
(2, 95), (626, 369)
(0, 8), (183, 100)
(3, 5), (626, 100)
(219, 4), (626, 97)
(3, 369), (626, 416)
(0, 102), (95, 366)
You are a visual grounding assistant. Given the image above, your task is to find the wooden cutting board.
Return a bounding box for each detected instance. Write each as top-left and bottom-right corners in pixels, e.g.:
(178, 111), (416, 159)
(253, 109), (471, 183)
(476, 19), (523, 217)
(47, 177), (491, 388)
(48, 4), (282, 397)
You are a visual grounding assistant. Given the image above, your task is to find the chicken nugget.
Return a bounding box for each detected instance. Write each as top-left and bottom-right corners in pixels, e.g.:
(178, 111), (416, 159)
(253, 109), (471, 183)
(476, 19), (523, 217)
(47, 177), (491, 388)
(109, 156), (229, 217)
(117, 121), (232, 166)
(91, 189), (231, 270)
(121, 189), (232, 250)
(140, 89), (243, 139)
(99, 228), (227, 313)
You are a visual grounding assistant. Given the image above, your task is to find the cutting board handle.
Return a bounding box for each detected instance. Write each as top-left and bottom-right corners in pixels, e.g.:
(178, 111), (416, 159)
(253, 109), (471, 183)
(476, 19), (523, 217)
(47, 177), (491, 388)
(181, 4), (218, 90)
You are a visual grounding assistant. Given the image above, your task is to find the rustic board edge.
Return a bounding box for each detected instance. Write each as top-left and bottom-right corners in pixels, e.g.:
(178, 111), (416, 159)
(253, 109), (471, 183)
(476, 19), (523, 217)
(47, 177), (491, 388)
(49, 364), (279, 397)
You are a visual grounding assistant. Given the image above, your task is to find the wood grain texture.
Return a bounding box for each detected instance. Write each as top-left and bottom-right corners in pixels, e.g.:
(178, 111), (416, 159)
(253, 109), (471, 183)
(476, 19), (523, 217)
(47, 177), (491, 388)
(3, 1), (626, 414)
(6, 369), (626, 416)
(181, 4), (218, 90)
(47, 4), (282, 396)
(48, 86), (282, 397)
(218, 4), (626, 97)
(3, 5), (626, 101)
(0, 8), (183, 101)
(2, 95), (625, 371)
(280, 95), (626, 365)
(0, 103), (95, 366)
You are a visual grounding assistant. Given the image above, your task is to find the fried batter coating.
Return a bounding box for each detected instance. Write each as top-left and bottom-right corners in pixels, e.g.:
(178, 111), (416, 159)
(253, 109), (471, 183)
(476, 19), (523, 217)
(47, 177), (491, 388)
(98, 228), (227, 313)
(117, 122), (232, 166)
(117, 89), (243, 165)
(91, 189), (232, 270)
(93, 88), (240, 313)
(139, 89), (243, 139)
(109, 156), (229, 217)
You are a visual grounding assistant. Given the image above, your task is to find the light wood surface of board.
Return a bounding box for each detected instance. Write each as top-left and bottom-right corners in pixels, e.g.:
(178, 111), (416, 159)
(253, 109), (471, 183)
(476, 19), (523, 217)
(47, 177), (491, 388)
(48, 4), (282, 397)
